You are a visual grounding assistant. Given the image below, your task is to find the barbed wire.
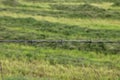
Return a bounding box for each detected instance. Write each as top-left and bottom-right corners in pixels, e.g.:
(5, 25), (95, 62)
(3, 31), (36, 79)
(0, 40), (120, 43)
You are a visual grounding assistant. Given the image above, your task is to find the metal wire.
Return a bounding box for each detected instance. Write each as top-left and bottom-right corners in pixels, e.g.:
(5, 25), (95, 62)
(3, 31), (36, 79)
(0, 40), (120, 43)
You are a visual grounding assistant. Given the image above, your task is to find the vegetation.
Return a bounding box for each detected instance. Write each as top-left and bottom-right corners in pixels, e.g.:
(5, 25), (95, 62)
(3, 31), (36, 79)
(2, 0), (20, 6)
(0, 0), (120, 80)
(113, 1), (120, 6)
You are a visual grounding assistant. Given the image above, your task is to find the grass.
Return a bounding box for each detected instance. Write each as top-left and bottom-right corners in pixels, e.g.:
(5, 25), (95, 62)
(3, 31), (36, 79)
(0, 0), (120, 80)
(0, 43), (120, 80)
(2, 0), (21, 6)
(24, 0), (120, 3)
(112, 1), (120, 6)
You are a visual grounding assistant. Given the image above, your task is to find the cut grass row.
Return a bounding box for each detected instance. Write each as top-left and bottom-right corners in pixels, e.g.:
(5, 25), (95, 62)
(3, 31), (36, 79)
(0, 10), (120, 30)
(0, 16), (120, 40)
(1, 1), (120, 19)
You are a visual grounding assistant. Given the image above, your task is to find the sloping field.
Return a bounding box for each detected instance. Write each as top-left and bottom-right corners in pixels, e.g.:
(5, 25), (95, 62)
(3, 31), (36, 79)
(0, 0), (120, 80)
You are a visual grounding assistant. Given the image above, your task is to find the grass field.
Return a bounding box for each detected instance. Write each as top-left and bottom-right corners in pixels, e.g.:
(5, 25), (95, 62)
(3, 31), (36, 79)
(0, 0), (120, 80)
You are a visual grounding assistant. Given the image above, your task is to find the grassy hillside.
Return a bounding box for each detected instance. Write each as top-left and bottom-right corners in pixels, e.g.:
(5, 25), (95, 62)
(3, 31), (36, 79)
(0, 0), (120, 80)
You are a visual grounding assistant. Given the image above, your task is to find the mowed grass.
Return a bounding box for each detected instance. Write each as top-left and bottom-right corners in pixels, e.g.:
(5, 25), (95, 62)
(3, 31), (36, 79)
(0, 0), (120, 80)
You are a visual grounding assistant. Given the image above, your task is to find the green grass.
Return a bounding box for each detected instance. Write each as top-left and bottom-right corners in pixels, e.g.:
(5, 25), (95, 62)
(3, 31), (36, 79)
(0, 0), (120, 80)
(112, 1), (120, 6)
(24, 0), (120, 3)
(0, 43), (120, 80)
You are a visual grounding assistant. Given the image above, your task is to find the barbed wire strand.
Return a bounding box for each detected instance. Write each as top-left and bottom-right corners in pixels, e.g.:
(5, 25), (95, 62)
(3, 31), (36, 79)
(0, 40), (120, 43)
